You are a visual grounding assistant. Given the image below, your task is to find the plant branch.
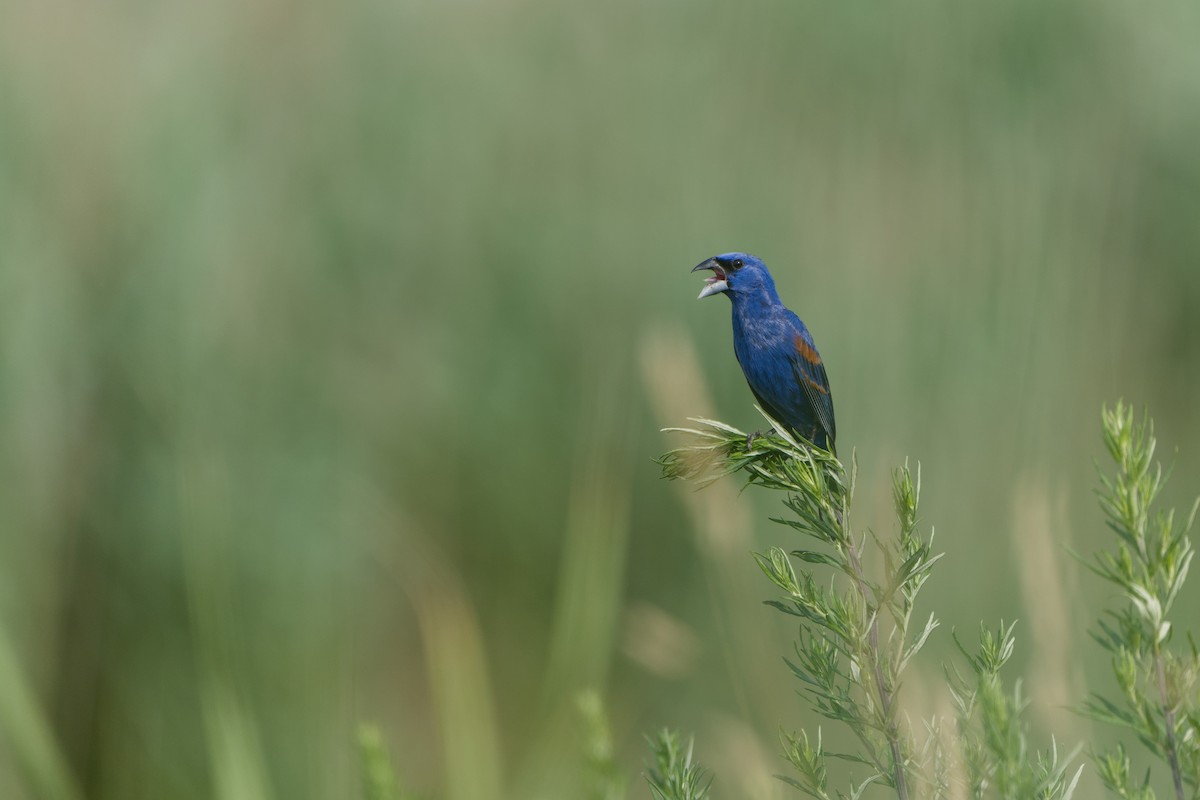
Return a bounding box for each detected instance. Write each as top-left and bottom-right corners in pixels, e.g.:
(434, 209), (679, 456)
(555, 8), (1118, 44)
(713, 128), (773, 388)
(1152, 641), (1186, 800)
(845, 530), (909, 800)
(1086, 402), (1200, 800)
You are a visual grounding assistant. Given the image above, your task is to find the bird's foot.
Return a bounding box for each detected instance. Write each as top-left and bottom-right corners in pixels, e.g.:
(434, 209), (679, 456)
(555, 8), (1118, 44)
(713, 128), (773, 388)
(745, 428), (777, 451)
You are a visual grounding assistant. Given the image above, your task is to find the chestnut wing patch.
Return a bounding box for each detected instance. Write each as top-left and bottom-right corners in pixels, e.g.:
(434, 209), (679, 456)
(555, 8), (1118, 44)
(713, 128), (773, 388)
(791, 333), (836, 449)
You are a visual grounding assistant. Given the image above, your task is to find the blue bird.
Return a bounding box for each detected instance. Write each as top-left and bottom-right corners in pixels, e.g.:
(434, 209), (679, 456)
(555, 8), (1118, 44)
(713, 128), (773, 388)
(693, 252), (836, 452)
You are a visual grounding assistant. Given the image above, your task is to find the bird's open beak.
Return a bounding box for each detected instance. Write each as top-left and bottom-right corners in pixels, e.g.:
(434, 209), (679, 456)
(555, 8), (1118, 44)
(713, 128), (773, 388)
(692, 258), (728, 299)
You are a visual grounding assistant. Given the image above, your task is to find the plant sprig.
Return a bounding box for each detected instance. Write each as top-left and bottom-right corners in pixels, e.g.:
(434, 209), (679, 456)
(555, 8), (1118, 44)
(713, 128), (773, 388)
(947, 623), (1084, 799)
(1084, 402), (1200, 800)
(661, 414), (938, 798)
(645, 729), (712, 800)
(654, 412), (1082, 799)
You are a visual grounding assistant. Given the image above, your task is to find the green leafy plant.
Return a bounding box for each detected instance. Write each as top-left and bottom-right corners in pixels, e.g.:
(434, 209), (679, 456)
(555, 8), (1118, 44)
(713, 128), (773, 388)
(644, 729), (711, 800)
(947, 622), (1083, 798)
(654, 413), (1081, 799)
(354, 403), (1199, 800)
(1084, 402), (1200, 800)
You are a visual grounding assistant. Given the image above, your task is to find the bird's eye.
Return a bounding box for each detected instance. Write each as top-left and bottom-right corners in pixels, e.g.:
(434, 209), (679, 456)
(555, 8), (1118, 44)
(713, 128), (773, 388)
(732, 259), (744, 269)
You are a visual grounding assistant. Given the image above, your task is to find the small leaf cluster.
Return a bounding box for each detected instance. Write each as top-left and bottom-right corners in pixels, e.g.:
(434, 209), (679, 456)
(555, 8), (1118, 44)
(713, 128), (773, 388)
(947, 623), (1083, 799)
(1085, 402), (1200, 800)
(644, 729), (712, 800)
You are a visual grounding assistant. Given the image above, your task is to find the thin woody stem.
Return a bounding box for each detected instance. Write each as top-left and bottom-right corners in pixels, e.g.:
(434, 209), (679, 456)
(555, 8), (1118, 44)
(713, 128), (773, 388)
(1152, 642), (1186, 800)
(843, 527), (909, 800)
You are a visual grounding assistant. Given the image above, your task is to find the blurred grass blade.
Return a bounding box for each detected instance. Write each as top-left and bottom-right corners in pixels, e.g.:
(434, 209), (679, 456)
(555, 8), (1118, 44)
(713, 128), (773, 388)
(0, 623), (83, 800)
(357, 723), (407, 800)
(198, 677), (276, 800)
(541, 375), (633, 700)
(514, 360), (634, 797)
(413, 569), (505, 800)
(378, 516), (505, 800)
(576, 690), (626, 800)
(179, 445), (275, 800)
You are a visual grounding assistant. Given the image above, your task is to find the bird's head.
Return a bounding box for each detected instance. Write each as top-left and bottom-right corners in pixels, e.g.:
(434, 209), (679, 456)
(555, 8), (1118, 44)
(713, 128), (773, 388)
(692, 252), (776, 300)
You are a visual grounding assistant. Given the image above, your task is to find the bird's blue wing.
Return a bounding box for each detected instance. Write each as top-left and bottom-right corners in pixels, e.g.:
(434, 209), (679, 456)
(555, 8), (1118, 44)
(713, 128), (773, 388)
(788, 330), (837, 452)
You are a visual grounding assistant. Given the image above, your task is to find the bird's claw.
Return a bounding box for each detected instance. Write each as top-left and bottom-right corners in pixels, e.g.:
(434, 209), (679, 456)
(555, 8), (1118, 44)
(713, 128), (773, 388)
(745, 428), (777, 451)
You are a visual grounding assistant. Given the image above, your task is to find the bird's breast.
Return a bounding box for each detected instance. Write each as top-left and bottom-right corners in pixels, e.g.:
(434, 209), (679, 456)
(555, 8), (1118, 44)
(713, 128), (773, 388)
(732, 311), (789, 354)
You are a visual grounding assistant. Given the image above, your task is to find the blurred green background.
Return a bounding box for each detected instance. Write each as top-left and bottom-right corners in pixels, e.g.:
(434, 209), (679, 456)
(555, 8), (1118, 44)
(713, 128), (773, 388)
(2, 0), (1199, 798)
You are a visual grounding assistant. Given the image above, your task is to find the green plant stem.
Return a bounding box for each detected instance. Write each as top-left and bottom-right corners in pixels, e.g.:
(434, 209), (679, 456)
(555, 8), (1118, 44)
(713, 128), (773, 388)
(845, 532), (908, 800)
(1152, 641), (1185, 800)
